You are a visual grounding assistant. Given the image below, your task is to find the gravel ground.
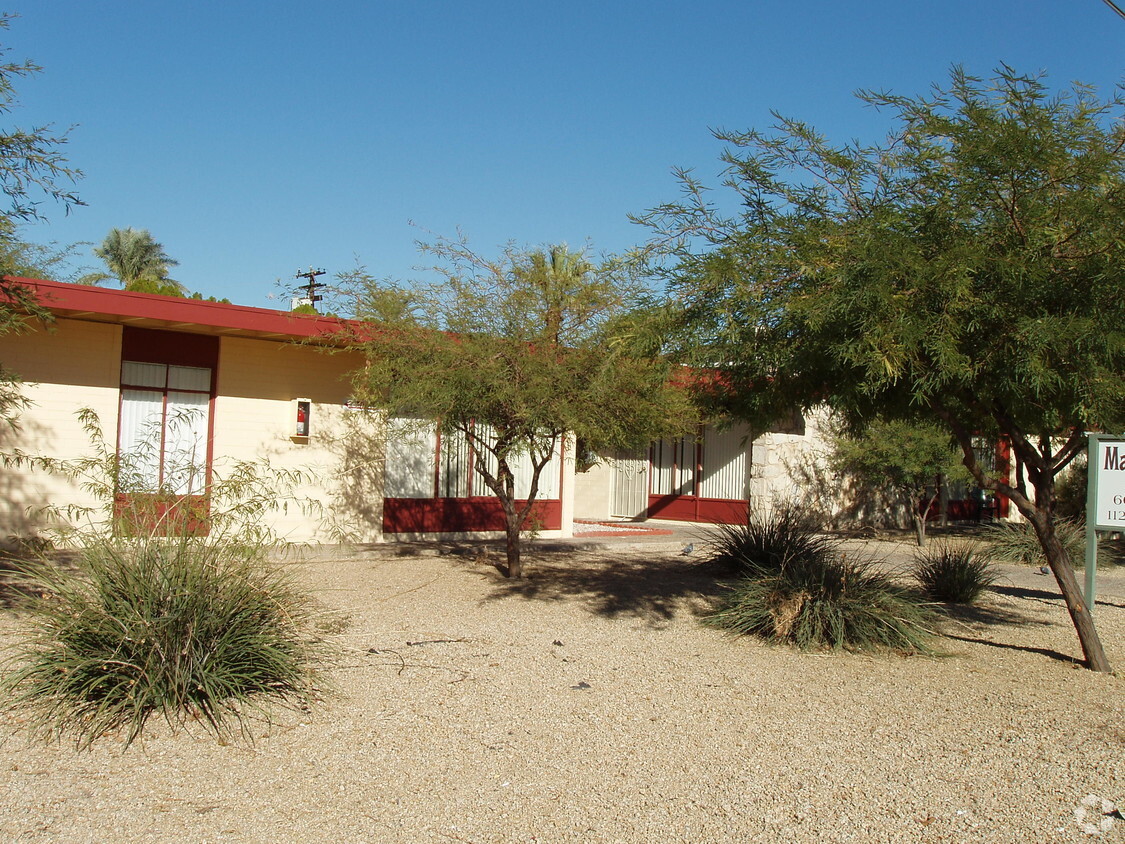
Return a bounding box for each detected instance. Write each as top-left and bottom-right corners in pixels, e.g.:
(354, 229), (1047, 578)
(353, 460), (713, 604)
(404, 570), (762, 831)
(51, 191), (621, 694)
(0, 540), (1123, 843)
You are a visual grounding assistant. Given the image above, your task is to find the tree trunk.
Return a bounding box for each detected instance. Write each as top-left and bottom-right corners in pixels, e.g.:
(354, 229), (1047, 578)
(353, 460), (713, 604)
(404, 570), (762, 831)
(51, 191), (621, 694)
(468, 432), (554, 581)
(934, 406), (1109, 671)
(505, 521), (522, 579)
(913, 511), (927, 547)
(502, 500), (522, 579)
(905, 489), (932, 547)
(1030, 513), (1111, 672)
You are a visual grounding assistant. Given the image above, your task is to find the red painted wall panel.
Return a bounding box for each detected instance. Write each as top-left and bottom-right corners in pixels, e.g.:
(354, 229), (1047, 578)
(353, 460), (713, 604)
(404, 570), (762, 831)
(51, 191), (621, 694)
(647, 495), (748, 525)
(383, 497), (562, 534)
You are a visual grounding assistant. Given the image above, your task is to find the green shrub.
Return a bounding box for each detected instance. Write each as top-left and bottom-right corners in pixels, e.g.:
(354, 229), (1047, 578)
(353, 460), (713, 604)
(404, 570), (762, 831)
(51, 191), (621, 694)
(705, 502), (834, 576)
(3, 535), (328, 749)
(1, 407), (335, 749)
(980, 519), (1114, 568)
(1053, 458), (1088, 521)
(705, 550), (937, 653)
(912, 543), (999, 604)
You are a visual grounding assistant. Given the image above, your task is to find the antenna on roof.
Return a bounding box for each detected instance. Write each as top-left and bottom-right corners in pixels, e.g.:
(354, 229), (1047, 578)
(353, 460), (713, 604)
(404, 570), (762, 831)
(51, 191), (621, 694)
(294, 266), (326, 312)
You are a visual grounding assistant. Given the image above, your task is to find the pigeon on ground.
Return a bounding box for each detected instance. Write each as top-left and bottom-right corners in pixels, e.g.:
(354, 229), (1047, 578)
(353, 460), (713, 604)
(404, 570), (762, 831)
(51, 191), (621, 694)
(680, 543), (694, 556)
(1037, 565), (1050, 575)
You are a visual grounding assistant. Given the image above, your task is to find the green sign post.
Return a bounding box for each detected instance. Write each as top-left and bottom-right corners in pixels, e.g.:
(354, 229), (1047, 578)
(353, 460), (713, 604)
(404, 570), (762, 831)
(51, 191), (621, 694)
(1085, 433), (1125, 613)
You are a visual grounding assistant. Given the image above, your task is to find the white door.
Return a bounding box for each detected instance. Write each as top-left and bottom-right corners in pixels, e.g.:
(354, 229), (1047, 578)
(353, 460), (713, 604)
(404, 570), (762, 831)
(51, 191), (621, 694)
(610, 450), (648, 519)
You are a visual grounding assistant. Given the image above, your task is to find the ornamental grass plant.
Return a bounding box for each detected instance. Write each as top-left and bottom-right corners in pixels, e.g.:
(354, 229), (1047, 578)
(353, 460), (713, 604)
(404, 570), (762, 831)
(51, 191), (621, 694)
(1, 408), (332, 749)
(979, 518), (1115, 568)
(3, 533), (327, 749)
(705, 504), (938, 653)
(706, 549), (937, 653)
(912, 543), (999, 604)
(705, 501), (835, 576)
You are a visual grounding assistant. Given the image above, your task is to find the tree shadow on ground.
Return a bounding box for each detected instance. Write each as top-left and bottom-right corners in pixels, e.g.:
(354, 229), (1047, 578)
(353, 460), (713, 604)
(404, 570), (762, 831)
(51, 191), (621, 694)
(467, 545), (1123, 661)
(987, 583), (1125, 610)
(935, 596), (1049, 629)
(990, 583), (1063, 603)
(930, 583), (1125, 666)
(939, 633), (1082, 666)
(473, 550), (728, 628)
(0, 552), (40, 609)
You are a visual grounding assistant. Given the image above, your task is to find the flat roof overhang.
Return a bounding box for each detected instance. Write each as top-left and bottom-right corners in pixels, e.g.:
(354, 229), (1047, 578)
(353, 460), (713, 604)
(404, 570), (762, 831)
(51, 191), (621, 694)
(10, 277), (356, 344)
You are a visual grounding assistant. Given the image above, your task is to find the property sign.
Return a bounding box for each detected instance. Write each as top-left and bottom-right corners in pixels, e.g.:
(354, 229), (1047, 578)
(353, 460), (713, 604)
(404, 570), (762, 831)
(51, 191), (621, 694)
(1091, 437), (1125, 530)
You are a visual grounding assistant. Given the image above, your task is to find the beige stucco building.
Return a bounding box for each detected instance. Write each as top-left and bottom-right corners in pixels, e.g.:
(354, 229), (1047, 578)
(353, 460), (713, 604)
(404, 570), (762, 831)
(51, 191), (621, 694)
(1, 279), (837, 546)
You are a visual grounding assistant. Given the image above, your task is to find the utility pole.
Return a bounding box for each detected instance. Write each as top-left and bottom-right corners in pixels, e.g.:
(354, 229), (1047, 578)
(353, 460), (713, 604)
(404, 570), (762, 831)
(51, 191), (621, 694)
(294, 266), (326, 312)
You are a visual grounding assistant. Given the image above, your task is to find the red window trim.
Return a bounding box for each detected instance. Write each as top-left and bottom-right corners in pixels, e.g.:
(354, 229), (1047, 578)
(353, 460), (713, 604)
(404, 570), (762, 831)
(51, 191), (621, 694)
(115, 327), (219, 534)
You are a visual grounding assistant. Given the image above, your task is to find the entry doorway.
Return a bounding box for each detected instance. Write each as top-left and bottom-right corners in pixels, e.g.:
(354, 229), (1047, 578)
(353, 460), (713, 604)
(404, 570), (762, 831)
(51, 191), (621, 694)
(610, 451), (648, 520)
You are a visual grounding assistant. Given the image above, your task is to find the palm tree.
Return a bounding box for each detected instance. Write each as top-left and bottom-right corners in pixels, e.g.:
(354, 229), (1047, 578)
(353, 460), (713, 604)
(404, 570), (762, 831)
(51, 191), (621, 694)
(520, 244), (598, 345)
(92, 227), (184, 293)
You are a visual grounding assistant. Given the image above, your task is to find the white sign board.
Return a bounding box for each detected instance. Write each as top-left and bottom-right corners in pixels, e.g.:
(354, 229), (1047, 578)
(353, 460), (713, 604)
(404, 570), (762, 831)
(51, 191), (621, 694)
(1092, 438), (1125, 530)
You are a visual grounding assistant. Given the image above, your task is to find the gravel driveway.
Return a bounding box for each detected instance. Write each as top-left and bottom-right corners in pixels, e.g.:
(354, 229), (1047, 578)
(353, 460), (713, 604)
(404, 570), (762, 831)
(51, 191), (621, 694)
(0, 541), (1122, 842)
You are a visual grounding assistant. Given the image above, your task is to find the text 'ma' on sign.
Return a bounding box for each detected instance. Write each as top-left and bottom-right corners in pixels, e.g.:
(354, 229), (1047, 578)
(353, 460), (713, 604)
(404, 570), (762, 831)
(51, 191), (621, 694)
(1093, 439), (1125, 530)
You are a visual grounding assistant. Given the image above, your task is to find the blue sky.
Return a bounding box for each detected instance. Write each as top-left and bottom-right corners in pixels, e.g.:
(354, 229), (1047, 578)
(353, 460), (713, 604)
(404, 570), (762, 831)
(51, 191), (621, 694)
(6, 1), (1125, 307)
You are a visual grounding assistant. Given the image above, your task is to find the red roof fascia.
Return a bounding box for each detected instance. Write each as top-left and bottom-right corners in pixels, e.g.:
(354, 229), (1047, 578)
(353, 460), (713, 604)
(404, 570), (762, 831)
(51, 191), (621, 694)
(671, 365), (729, 392)
(11, 276), (357, 341)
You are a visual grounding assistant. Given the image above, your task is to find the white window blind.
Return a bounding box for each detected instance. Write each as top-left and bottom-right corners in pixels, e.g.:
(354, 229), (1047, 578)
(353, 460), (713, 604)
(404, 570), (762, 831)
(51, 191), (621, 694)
(118, 389), (164, 493)
(651, 439), (673, 495)
(118, 362), (211, 495)
(699, 425), (748, 501)
(385, 418), (561, 500)
(384, 419), (437, 498)
(163, 391), (209, 495)
(651, 436), (696, 496)
(439, 427), (471, 498)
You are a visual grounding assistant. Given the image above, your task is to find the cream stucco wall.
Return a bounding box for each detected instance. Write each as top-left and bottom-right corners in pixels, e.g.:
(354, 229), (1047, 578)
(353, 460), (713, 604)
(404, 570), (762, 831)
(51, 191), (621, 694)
(0, 319), (122, 538)
(0, 320), (385, 544)
(213, 337), (380, 543)
(572, 458), (615, 521)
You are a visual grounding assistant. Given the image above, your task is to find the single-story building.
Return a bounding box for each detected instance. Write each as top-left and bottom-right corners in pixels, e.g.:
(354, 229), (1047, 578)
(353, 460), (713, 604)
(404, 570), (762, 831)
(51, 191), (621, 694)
(0, 278), (1006, 544)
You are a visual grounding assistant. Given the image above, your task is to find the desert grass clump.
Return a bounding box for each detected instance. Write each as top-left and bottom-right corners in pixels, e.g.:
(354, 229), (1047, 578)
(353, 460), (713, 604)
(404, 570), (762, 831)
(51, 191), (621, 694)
(912, 543), (999, 604)
(979, 518), (1112, 568)
(706, 550), (937, 653)
(705, 501), (834, 576)
(3, 535), (327, 749)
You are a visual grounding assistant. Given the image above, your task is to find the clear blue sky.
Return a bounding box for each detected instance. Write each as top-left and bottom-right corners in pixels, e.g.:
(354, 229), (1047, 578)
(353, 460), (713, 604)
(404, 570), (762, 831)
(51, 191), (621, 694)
(6, 1), (1125, 307)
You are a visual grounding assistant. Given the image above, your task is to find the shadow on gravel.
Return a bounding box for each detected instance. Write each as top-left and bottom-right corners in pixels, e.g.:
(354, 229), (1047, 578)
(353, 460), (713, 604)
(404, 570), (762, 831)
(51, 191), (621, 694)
(0, 563), (25, 609)
(939, 633), (1081, 666)
(936, 600), (1048, 629)
(0, 551), (40, 609)
(475, 553), (727, 628)
(988, 583), (1125, 611)
(990, 585), (1125, 612)
(990, 584), (1063, 604)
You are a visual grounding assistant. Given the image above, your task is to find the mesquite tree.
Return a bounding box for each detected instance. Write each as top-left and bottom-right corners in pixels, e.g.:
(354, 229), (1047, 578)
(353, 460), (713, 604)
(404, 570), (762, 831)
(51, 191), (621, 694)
(830, 418), (968, 547)
(348, 237), (691, 579)
(637, 67), (1125, 671)
(0, 14), (82, 424)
